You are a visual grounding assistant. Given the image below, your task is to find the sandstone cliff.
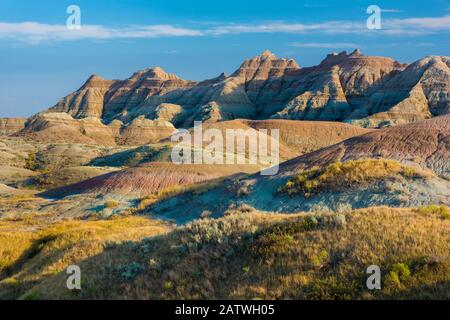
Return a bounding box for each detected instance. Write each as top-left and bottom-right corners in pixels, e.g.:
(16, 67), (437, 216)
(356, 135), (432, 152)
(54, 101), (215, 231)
(24, 50), (450, 132)
(47, 67), (196, 122)
(17, 112), (175, 145)
(0, 118), (26, 135)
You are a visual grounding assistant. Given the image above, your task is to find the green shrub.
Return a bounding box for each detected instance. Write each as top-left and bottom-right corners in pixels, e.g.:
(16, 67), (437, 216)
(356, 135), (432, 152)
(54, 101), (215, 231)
(164, 281), (174, 290)
(384, 271), (402, 288)
(104, 200), (120, 209)
(251, 216), (323, 259)
(302, 216), (319, 231)
(306, 276), (356, 300)
(384, 263), (411, 289)
(279, 159), (424, 197)
(311, 250), (329, 268)
(332, 214), (347, 228)
(119, 262), (143, 280)
(415, 205), (450, 220)
(391, 263), (411, 282)
(22, 290), (42, 300)
(25, 152), (37, 171)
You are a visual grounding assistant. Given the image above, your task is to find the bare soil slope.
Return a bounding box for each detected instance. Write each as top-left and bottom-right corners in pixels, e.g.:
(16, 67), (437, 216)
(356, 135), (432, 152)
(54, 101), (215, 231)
(245, 119), (372, 155)
(280, 114), (450, 177)
(41, 162), (259, 198)
(145, 117), (450, 221)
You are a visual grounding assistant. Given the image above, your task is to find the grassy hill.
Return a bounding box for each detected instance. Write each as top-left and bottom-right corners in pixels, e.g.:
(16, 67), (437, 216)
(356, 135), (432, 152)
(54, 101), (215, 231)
(0, 206), (448, 300)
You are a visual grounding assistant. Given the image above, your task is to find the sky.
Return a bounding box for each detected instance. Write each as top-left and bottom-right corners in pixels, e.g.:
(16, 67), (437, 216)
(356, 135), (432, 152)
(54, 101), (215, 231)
(0, 0), (449, 117)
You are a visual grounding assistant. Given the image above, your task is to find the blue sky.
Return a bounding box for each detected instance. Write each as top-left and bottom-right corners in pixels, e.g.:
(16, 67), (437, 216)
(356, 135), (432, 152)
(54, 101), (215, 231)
(1, 0), (449, 117)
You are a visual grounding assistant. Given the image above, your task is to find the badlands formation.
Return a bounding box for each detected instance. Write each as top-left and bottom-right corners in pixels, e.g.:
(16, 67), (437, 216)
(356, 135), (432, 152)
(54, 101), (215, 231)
(0, 118), (26, 135)
(0, 50), (449, 300)
(38, 51), (450, 125)
(0, 50), (448, 214)
(0, 49), (447, 209)
(2, 49), (447, 146)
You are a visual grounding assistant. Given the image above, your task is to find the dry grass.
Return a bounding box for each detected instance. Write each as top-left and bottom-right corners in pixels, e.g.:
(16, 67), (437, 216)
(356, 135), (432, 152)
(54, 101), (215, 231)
(104, 200), (120, 209)
(13, 206), (449, 300)
(0, 232), (37, 276)
(415, 205), (450, 220)
(0, 216), (172, 299)
(0, 195), (41, 204)
(279, 159), (428, 197)
(137, 179), (224, 211)
(26, 166), (117, 191)
(137, 185), (189, 210)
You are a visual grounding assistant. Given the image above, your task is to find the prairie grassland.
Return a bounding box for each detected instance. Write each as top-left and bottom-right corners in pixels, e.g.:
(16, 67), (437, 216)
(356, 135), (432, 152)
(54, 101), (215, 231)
(7, 205), (448, 300)
(415, 205), (450, 220)
(279, 159), (429, 197)
(137, 179), (225, 211)
(0, 215), (172, 299)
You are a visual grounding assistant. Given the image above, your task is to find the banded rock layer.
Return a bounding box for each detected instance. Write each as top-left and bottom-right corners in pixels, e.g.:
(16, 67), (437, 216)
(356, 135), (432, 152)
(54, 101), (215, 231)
(0, 118), (26, 135)
(20, 50), (450, 136)
(17, 112), (175, 145)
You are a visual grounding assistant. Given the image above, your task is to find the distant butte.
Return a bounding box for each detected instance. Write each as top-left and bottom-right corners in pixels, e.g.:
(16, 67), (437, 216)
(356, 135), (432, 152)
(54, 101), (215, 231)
(4, 50), (448, 141)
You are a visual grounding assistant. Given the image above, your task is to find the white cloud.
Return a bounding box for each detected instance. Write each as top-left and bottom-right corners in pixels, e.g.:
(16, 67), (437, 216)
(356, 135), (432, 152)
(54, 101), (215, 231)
(207, 15), (450, 36)
(303, 3), (330, 8)
(289, 42), (360, 49)
(383, 15), (450, 34)
(381, 9), (403, 13)
(414, 42), (434, 47)
(0, 22), (202, 44)
(1, 14), (449, 44)
(208, 21), (362, 35)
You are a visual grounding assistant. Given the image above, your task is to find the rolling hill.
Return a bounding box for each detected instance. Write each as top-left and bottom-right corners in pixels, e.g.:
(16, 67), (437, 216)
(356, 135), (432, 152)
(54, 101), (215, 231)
(143, 116), (450, 222)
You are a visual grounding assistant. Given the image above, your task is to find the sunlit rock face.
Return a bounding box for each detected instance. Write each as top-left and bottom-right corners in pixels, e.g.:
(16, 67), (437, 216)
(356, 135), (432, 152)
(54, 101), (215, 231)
(27, 50), (449, 130)
(0, 118), (26, 135)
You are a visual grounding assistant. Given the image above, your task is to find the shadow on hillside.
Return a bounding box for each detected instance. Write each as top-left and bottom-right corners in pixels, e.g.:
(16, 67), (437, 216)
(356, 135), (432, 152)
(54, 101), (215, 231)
(89, 145), (172, 167)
